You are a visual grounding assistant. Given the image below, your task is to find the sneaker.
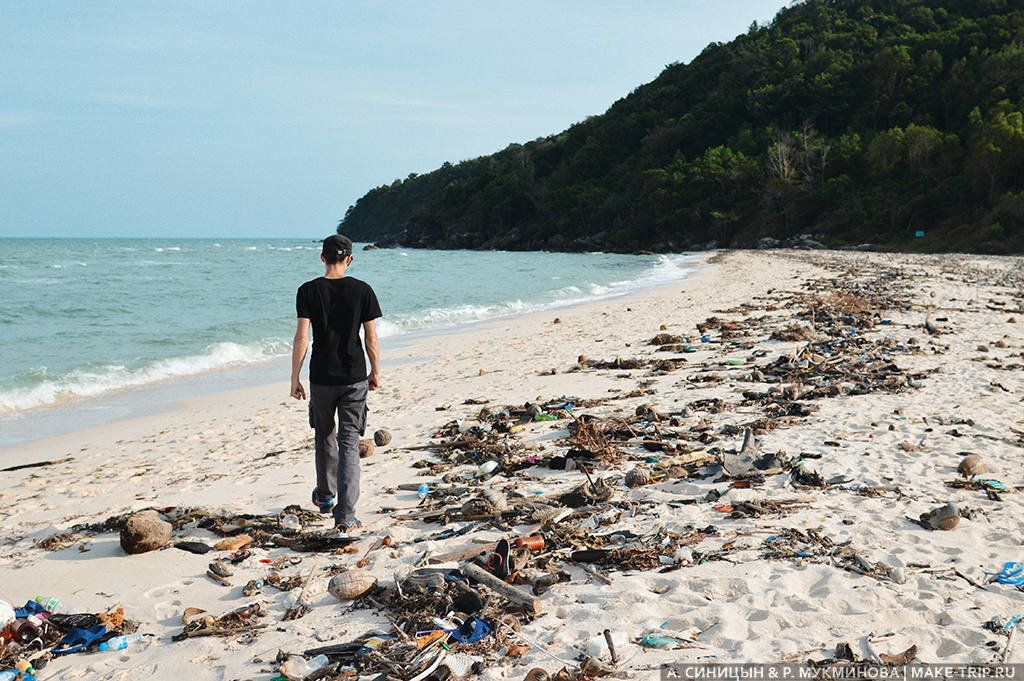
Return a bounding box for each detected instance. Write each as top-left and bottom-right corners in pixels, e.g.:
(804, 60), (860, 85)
(335, 517), (363, 533)
(311, 489), (335, 514)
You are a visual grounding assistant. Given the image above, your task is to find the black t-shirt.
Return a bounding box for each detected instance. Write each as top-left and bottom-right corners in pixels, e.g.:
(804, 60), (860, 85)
(296, 276), (382, 385)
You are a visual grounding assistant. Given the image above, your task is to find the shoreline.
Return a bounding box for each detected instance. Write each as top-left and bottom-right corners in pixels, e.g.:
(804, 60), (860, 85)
(0, 251), (707, 453)
(1, 249), (1022, 679)
(0, 256), (712, 464)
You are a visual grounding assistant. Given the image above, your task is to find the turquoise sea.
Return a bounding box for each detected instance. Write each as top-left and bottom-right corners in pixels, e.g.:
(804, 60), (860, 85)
(0, 239), (701, 447)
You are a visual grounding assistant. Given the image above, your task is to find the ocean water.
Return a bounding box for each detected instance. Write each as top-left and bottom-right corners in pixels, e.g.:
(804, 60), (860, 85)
(0, 238), (701, 447)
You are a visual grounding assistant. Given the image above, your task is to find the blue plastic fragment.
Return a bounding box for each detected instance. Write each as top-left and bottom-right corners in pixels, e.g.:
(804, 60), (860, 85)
(997, 562), (1024, 586)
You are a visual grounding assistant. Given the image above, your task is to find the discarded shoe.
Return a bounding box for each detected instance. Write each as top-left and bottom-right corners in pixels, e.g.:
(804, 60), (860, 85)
(312, 489), (335, 514)
(486, 539), (513, 580)
(449, 617), (491, 644)
(52, 624), (107, 655)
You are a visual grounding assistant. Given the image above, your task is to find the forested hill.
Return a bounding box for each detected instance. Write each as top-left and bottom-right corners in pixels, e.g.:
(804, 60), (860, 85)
(339, 0), (1024, 254)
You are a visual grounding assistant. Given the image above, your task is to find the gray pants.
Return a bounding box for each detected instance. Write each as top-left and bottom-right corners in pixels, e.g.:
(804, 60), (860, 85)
(309, 381), (368, 525)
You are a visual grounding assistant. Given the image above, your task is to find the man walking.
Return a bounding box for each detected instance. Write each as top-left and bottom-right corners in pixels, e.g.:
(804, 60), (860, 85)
(291, 234), (381, 531)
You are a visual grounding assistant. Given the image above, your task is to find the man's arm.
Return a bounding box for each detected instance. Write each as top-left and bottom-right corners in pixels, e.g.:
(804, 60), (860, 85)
(291, 317), (310, 399)
(364, 319), (381, 390)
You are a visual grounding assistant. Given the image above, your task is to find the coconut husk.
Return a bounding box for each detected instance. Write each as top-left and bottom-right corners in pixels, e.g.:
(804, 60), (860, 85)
(624, 467), (652, 488)
(461, 489), (508, 518)
(957, 454), (986, 478)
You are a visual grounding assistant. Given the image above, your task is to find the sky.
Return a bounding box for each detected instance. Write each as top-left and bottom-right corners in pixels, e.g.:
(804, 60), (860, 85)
(0, 1), (791, 238)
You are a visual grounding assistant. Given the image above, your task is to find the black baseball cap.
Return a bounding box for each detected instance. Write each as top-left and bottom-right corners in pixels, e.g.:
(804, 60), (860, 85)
(322, 234), (353, 258)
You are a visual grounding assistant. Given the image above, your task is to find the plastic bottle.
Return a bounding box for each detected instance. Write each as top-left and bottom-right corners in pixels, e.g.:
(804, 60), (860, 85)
(417, 483), (429, 500)
(15, 661), (34, 676)
(280, 653), (329, 680)
(34, 596), (74, 614)
(475, 460), (499, 478)
(0, 671), (34, 681)
(0, 600), (13, 629)
(586, 630), (627, 659)
(280, 514), (301, 531)
(99, 632), (143, 651)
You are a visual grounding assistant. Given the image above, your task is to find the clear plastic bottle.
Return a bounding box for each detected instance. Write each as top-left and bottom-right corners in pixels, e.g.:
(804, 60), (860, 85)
(306, 655), (329, 673)
(99, 632), (143, 651)
(280, 653), (329, 679)
(34, 596), (74, 614)
(475, 460), (499, 477)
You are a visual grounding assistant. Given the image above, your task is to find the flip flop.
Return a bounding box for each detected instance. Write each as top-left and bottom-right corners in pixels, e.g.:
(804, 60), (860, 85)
(52, 624), (107, 655)
(997, 562), (1024, 585)
(977, 479), (1007, 491)
(485, 539), (512, 580)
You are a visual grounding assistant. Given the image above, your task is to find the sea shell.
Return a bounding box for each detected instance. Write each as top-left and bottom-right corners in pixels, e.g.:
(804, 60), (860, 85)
(358, 440), (375, 458)
(327, 568), (377, 601)
(957, 454), (987, 478)
(373, 429), (392, 446)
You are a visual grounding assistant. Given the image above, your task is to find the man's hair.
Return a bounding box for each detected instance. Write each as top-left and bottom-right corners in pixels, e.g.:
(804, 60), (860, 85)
(322, 234), (353, 265)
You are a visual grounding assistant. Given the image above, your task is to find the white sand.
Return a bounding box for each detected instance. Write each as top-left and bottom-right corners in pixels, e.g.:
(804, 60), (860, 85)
(1, 249), (1022, 680)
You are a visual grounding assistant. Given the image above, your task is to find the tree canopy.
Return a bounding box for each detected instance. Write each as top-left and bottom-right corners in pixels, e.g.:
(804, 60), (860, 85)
(340, 0), (1024, 254)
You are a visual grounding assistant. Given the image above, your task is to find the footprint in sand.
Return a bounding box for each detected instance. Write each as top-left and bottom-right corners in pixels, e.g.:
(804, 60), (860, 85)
(145, 579), (193, 619)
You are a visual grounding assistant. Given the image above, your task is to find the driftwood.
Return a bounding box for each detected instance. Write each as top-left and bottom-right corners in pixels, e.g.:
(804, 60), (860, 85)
(460, 562), (543, 616)
(655, 451), (712, 468)
(1, 456), (73, 472)
(428, 542), (499, 564)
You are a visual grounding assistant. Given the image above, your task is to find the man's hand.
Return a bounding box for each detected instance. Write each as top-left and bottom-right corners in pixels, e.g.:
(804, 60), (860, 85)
(368, 370), (381, 391)
(291, 379), (306, 400)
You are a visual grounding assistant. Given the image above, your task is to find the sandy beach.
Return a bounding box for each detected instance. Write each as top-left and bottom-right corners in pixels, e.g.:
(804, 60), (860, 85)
(2, 249), (1023, 680)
